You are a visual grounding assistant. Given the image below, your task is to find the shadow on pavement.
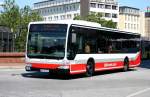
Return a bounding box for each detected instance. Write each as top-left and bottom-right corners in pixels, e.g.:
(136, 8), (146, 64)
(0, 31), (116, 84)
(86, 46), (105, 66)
(140, 60), (150, 69)
(94, 69), (136, 76)
(21, 72), (85, 80)
(21, 69), (136, 80)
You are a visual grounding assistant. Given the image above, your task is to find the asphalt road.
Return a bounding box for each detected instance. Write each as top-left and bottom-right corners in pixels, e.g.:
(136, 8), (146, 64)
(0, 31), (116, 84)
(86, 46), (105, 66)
(0, 60), (150, 97)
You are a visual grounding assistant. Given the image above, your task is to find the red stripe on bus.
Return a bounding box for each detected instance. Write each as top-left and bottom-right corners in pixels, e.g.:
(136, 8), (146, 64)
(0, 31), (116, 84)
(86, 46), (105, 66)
(70, 61), (124, 74)
(32, 63), (60, 69)
(70, 64), (86, 74)
(95, 61), (124, 71)
(130, 52), (141, 67)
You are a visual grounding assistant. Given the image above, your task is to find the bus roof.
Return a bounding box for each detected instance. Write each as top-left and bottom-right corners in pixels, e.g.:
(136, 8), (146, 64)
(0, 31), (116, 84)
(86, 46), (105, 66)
(29, 20), (140, 36)
(29, 20), (101, 28)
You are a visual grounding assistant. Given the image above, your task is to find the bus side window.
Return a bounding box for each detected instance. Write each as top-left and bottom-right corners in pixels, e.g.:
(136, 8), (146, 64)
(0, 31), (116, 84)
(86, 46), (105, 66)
(84, 41), (90, 54)
(97, 36), (107, 53)
(108, 45), (112, 53)
(98, 48), (103, 53)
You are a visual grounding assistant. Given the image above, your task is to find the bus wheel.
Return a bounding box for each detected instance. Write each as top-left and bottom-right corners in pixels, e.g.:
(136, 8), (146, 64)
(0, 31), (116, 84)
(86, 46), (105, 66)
(85, 61), (94, 77)
(123, 58), (129, 72)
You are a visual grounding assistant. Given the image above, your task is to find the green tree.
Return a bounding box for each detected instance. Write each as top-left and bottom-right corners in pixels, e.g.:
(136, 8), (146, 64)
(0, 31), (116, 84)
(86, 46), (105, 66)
(15, 5), (43, 52)
(0, 0), (42, 52)
(74, 12), (117, 28)
(0, 0), (20, 32)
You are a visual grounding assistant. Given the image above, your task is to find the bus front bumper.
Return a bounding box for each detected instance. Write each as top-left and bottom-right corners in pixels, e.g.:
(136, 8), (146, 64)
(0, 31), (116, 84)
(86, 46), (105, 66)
(25, 65), (70, 75)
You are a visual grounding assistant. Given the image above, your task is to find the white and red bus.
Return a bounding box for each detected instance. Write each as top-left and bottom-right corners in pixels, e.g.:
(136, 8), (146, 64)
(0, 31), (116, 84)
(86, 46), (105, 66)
(25, 20), (141, 76)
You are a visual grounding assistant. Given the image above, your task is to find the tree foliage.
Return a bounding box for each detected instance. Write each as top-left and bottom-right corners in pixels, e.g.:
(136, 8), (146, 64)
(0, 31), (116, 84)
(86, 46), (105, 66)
(0, 0), (43, 52)
(74, 12), (117, 28)
(0, 0), (20, 32)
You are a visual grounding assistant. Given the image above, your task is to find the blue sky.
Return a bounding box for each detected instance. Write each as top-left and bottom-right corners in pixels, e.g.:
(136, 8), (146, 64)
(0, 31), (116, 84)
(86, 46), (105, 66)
(0, 0), (150, 11)
(118, 0), (150, 11)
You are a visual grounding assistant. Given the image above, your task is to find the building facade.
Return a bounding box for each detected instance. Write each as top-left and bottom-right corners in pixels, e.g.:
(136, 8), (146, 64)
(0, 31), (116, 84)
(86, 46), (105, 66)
(140, 11), (146, 38)
(145, 7), (150, 40)
(33, 0), (119, 24)
(118, 6), (141, 35)
(89, 0), (118, 23)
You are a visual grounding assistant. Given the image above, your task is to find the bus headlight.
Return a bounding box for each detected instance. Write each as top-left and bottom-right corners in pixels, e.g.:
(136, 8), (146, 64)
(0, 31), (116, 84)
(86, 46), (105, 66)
(26, 63), (32, 67)
(62, 60), (70, 65)
(58, 60), (70, 69)
(58, 65), (69, 69)
(25, 63), (32, 71)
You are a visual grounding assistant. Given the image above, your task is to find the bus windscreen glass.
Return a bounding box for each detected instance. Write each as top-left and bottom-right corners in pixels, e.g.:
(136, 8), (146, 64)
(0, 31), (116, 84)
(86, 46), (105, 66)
(27, 24), (68, 59)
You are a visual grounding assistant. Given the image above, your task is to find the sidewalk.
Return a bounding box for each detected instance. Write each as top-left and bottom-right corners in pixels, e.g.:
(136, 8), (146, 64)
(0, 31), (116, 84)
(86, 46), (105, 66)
(0, 63), (25, 69)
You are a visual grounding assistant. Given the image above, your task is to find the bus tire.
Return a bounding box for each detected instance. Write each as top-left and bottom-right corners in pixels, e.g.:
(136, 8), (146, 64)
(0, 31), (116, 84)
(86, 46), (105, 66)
(85, 59), (95, 77)
(123, 58), (129, 72)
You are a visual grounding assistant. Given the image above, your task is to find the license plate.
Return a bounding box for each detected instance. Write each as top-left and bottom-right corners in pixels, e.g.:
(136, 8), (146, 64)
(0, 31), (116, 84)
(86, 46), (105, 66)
(40, 69), (49, 72)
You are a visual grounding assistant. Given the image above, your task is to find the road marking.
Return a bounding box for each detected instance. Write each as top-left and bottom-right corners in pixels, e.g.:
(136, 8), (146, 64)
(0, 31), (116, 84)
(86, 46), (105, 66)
(126, 88), (150, 97)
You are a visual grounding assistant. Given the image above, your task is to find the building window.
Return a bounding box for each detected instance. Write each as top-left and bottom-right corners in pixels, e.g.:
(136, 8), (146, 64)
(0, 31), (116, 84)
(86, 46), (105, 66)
(112, 14), (117, 18)
(73, 4), (76, 10)
(137, 17), (139, 22)
(43, 17), (47, 21)
(135, 16), (137, 22)
(131, 24), (133, 29)
(54, 16), (59, 20)
(105, 5), (111, 9)
(66, 6), (69, 11)
(128, 15), (130, 21)
(59, 7), (62, 12)
(128, 23), (130, 29)
(69, 5), (72, 11)
(67, 14), (72, 19)
(105, 13), (111, 18)
(74, 13), (79, 17)
(125, 8), (127, 13)
(98, 4), (104, 9)
(131, 16), (133, 22)
(137, 24), (139, 29)
(48, 17), (52, 21)
(125, 23), (127, 29)
(45, 9), (48, 14)
(60, 15), (63, 20)
(90, 3), (96, 8)
(56, 7), (59, 12)
(125, 15), (127, 21)
(112, 5), (117, 10)
(61, 15), (66, 19)
(54, 8), (56, 13)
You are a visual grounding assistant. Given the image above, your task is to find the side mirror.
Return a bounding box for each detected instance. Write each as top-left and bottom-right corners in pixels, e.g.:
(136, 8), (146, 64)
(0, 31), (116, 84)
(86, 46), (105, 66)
(72, 33), (76, 43)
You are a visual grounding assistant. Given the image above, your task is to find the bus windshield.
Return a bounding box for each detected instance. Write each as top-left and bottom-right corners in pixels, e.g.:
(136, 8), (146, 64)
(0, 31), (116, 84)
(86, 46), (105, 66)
(27, 24), (68, 59)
